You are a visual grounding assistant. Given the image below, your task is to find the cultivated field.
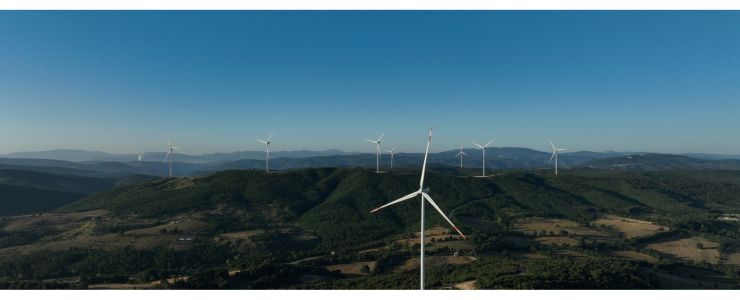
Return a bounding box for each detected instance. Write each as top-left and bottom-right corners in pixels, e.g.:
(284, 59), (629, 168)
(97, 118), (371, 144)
(593, 214), (667, 238)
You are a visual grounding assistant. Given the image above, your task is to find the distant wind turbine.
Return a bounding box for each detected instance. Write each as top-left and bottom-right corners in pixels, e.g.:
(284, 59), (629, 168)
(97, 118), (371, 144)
(164, 139), (177, 177)
(385, 147), (397, 169)
(137, 153), (143, 162)
(256, 133), (273, 173)
(371, 128), (466, 290)
(473, 140), (494, 177)
(454, 145), (468, 168)
(366, 132), (385, 173)
(548, 140), (567, 175)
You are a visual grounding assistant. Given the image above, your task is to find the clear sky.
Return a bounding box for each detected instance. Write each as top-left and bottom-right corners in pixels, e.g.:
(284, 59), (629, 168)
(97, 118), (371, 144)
(1, 11), (739, 155)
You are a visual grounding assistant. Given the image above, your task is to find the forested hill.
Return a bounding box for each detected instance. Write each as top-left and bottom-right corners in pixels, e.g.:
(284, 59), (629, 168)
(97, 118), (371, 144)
(0, 169), (122, 216)
(60, 168), (740, 249)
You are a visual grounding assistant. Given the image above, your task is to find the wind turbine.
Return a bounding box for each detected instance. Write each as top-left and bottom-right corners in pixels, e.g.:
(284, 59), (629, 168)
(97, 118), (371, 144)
(454, 145), (468, 168)
(256, 133), (273, 173)
(473, 140), (494, 177)
(164, 139), (177, 177)
(137, 153), (143, 162)
(385, 146), (397, 169)
(548, 140), (567, 175)
(371, 128), (466, 290)
(366, 132), (385, 173)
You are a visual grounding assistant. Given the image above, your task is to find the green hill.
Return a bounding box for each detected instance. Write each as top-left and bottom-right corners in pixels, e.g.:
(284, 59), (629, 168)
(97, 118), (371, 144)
(0, 169), (148, 216)
(4, 167), (740, 289)
(60, 168), (740, 248)
(0, 184), (84, 216)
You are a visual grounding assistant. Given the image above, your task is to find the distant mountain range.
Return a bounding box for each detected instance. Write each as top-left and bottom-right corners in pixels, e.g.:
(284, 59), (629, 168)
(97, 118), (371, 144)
(0, 149), (358, 163)
(581, 153), (740, 171)
(2, 148), (740, 178)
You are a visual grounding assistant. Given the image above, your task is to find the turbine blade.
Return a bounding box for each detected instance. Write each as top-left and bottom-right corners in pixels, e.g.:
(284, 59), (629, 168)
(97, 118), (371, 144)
(370, 191), (420, 213)
(377, 132), (386, 142)
(485, 140), (494, 147)
(164, 152), (170, 161)
(455, 152), (462, 158)
(549, 151), (556, 162)
(422, 193), (466, 239)
(419, 128), (433, 189)
(257, 139), (267, 144)
(558, 148), (568, 151)
(167, 139), (171, 148)
(473, 142), (483, 149)
(366, 139), (377, 143)
(267, 133), (273, 142)
(548, 139), (556, 150)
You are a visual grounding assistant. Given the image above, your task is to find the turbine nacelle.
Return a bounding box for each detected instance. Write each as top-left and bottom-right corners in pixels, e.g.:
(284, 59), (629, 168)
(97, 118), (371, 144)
(370, 128), (466, 239)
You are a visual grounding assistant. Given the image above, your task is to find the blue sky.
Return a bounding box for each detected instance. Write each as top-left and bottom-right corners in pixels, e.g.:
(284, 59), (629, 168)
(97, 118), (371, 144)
(1, 11), (739, 155)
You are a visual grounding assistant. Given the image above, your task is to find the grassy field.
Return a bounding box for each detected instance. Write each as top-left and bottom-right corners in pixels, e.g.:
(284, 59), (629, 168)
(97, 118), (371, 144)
(646, 236), (720, 264)
(513, 217), (609, 237)
(326, 261), (377, 275)
(593, 214), (667, 238)
(219, 230), (264, 241)
(393, 226), (468, 247)
(607, 250), (658, 263)
(534, 236), (578, 246)
(2, 210), (108, 232)
(394, 255), (476, 272)
(453, 280), (476, 290)
(723, 252), (740, 266)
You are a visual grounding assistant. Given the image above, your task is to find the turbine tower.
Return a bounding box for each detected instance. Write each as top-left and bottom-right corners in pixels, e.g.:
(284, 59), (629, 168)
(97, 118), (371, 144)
(256, 133), (273, 173)
(371, 128), (466, 290)
(548, 140), (567, 175)
(385, 147), (397, 169)
(164, 139), (177, 178)
(454, 145), (468, 168)
(473, 140), (494, 177)
(366, 132), (385, 173)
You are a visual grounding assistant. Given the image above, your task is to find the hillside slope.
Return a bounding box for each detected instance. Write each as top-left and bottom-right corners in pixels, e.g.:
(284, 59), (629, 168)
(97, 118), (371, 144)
(60, 168), (740, 249)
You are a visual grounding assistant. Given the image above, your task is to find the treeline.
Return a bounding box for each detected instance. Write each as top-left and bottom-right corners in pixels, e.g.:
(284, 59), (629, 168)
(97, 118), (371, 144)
(0, 242), (236, 282)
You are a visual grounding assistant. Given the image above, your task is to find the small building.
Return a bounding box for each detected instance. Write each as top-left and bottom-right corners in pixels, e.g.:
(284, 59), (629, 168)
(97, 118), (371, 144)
(176, 236), (193, 243)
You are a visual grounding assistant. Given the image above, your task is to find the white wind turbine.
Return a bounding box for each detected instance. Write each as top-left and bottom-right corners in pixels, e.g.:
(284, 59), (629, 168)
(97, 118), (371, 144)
(366, 132), (385, 173)
(454, 145), (468, 168)
(256, 133), (273, 173)
(371, 128), (466, 290)
(473, 140), (494, 177)
(137, 153), (143, 162)
(548, 140), (567, 175)
(164, 139), (177, 177)
(385, 146), (397, 169)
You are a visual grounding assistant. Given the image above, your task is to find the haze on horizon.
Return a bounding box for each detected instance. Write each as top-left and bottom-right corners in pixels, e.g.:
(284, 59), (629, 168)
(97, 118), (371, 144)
(1, 11), (739, 155)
